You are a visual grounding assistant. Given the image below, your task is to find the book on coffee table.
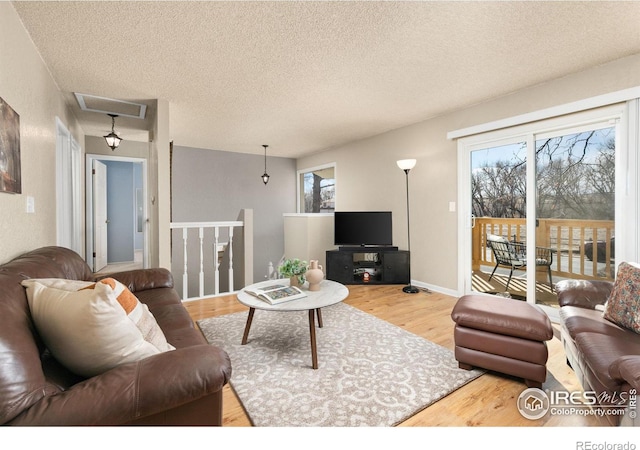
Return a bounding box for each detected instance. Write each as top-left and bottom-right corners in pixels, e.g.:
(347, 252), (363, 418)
(244, 284), (307, 305)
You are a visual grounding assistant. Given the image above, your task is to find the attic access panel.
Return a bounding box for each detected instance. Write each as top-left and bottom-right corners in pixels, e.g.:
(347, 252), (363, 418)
(74, 93), (147, 119)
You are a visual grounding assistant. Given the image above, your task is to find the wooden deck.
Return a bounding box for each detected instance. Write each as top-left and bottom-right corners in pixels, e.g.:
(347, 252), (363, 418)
(472, 269), (558, 307)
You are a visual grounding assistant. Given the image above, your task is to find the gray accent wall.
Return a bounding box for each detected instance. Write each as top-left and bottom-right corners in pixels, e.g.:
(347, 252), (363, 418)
(171, 146), (297, 288)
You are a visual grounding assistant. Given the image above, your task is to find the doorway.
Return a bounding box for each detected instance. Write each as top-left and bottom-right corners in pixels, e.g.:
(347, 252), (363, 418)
(86, 154), (148, 273)
(458, 104), (625, 317)
(466, 127), (616, 307)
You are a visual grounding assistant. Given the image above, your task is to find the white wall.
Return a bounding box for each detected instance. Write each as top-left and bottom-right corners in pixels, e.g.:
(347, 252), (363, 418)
(0, 3), (84, 263)
(283, 214), (334, 271)
(297, 53), (640, 292)
(154, 99), (171, 269)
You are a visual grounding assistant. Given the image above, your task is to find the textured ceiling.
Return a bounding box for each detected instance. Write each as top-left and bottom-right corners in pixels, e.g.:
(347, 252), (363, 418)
(12, 1), (640, 158)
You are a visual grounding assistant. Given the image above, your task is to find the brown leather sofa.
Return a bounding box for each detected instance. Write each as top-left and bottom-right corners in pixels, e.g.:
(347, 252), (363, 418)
(556, 279), (640, 426)
(0, 246), (232, 426)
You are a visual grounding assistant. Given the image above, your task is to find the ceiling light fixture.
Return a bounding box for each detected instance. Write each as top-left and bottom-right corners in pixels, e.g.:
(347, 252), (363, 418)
(261, 144), (270, 185)
(103, 114), (123, 151)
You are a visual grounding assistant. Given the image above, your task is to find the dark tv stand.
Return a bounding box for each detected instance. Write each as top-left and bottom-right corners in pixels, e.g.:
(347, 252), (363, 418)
(338, 245), (398, 252)
(326, 248), (409, 285)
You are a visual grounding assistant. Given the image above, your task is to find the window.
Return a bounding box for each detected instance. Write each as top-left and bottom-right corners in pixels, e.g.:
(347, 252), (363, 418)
(297, 163), (336, 213)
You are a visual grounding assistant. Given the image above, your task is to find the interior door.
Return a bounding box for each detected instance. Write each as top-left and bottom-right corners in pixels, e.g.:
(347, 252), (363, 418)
(93, 160), (108, 272)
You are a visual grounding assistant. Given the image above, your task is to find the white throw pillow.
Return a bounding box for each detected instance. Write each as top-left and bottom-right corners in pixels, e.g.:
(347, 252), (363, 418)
(22, 278), (174, 377)
(29, 278), (175, 354)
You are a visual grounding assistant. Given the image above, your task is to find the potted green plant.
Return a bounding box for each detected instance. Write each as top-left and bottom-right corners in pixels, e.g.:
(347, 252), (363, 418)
(278, 258), (308, 287)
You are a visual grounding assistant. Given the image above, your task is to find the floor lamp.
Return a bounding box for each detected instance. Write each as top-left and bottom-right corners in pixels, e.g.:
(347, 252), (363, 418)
(397, 159), (420, 294)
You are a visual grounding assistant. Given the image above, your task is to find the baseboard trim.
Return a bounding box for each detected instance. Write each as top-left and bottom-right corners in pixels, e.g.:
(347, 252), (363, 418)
(411, 280), (459, 297)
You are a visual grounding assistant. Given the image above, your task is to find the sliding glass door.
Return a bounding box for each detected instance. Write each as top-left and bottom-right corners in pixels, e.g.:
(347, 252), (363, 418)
(460, 106), (622, 312)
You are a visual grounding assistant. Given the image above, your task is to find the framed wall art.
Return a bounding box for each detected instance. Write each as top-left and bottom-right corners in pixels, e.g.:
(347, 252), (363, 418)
(0, 96), (21, 194)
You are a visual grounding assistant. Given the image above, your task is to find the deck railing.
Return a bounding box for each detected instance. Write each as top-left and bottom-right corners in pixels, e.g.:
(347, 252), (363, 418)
(170, 209), (253, 300)
(473, 217), (615, 281)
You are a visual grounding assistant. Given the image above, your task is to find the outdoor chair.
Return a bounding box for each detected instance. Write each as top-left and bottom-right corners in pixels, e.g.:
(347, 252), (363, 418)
(486, 234), (553, 291)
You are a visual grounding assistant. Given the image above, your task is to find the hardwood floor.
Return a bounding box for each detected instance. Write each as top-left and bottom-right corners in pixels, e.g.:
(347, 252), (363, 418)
(184, 284), (603, 428)
(95, 250), (143, 276)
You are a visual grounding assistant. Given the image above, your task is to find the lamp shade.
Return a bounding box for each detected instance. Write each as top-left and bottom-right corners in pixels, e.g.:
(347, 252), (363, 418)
(104, 132), (122, 150)
(396, 159), (417, 171)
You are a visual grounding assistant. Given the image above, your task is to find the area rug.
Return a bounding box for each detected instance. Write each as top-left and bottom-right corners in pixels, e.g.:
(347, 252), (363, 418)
(197, 303), (484, 427)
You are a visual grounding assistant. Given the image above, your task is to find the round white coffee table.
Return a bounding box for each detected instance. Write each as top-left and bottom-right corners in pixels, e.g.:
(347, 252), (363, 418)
(236, 279), (349, 369)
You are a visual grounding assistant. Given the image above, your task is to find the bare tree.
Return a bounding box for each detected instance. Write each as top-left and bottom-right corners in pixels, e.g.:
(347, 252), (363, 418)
(472, 161), (526, 218)
(472, 129), (614, 221)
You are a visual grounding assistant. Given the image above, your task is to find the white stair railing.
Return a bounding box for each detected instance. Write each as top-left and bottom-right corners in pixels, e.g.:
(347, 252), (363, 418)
(170, 210), (253, 301)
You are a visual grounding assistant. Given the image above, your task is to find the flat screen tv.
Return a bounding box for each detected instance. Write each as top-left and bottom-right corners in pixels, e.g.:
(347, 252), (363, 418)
(334, 211), (393, 247)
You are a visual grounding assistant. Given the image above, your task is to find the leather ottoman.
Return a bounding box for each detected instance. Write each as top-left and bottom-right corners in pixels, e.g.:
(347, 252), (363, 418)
(451, 294), (554, 388)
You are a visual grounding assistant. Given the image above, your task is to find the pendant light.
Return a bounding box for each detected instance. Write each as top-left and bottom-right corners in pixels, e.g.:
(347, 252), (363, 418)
(104, 114), (122, 151)
(261, 144), (270, 185)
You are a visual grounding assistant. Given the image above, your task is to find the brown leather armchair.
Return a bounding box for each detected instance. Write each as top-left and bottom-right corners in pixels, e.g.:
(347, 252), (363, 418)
(0, 246), (231, 426)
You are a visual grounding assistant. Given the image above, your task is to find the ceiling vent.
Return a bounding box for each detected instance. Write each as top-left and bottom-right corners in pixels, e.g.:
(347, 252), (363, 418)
(74, 93), (147, 119)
